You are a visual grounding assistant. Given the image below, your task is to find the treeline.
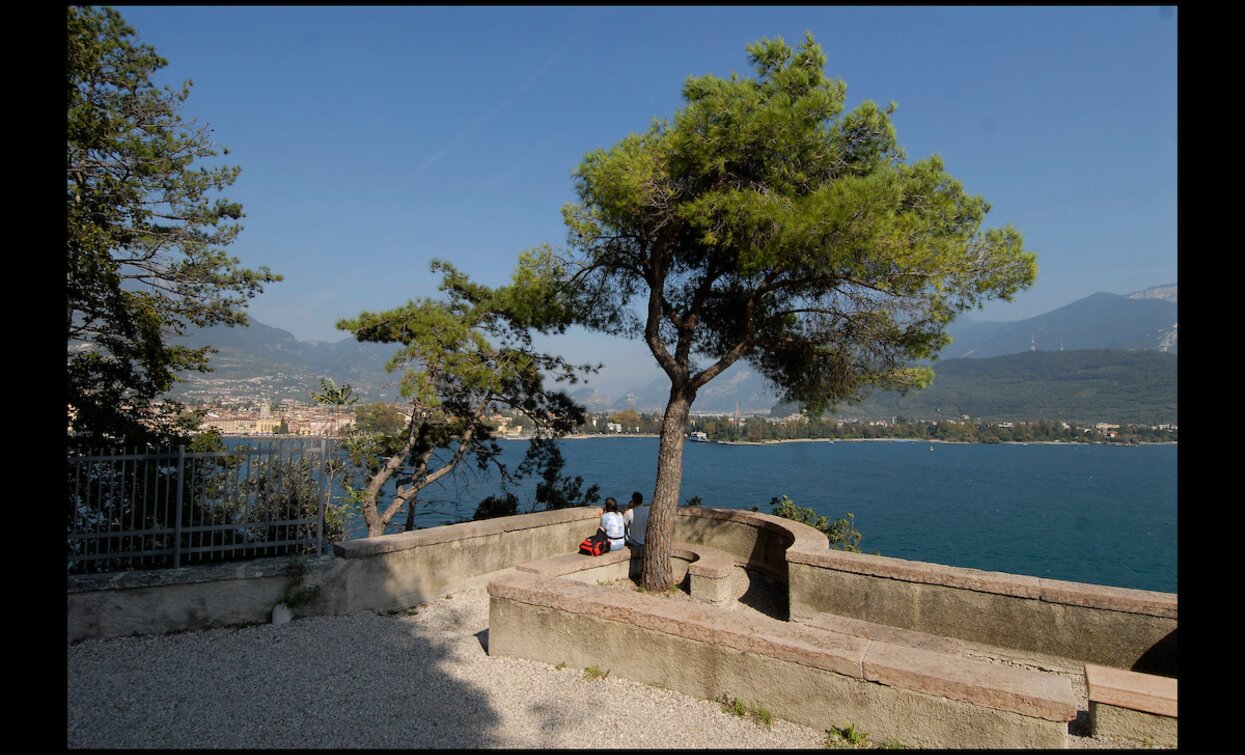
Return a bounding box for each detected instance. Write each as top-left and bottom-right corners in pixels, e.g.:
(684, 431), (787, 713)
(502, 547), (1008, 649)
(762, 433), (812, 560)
(693, 416), (1176, 444)
(567, 410), (1176, 444)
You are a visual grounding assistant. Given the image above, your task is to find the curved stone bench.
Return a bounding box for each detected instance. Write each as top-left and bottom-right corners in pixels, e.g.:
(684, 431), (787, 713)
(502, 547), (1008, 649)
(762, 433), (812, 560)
(675, 506), (827, 580)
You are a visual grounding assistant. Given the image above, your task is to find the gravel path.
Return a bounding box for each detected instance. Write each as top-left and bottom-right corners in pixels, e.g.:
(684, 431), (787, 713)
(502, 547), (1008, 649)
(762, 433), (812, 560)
(68, 574), (826, 749)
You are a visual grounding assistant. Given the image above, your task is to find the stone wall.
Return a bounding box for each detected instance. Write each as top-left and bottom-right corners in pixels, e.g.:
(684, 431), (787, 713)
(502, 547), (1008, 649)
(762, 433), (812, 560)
(785, 548), (1177, 675)
(68, 507), (600, 642)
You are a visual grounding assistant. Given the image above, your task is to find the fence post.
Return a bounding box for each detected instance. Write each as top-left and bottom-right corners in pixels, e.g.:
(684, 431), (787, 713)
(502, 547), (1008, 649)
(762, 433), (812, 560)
(318, 437), (327, 554)
(173, 444), (185, 568)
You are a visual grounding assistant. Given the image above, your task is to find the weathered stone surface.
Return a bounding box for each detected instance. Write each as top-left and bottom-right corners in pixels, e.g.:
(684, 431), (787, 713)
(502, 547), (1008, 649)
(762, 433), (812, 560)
(66, 555), (334, 593)
(1091, 700), (1178, 747)
(334, 507), (597, 557)
(804, 611), (964, 656)
(675, 507), (826, 578)
(517, 548), (632, 576)
(788, 548), (1042, 599)
(1040, 578), (1177, 619)
(1085, 663), (1177, 717)
(862, 641), (1077, 722)
(488, 571), (869, 678)
(489, 578), (1074, 748)
(789, 556), (1178, 673)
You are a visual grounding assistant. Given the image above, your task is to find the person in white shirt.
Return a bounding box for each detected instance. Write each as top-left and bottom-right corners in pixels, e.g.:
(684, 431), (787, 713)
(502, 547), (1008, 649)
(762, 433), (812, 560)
(623, 491), (649, 547)
(599, 497), (626, 552)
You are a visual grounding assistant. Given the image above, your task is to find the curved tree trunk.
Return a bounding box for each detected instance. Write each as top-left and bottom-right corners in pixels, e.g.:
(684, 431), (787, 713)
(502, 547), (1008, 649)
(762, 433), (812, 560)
(641, 389), (692, 592)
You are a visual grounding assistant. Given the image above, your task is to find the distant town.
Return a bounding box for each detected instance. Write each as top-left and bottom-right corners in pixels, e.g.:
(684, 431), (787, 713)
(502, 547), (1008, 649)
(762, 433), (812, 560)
(180, 397), (1177, 445)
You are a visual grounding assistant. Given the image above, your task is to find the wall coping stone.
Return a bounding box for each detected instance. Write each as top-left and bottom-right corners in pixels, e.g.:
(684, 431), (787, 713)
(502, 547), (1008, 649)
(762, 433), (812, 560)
(1039, 578), (1177, 619)
(334, 506), (598, 558)
(488, 570), (1076, 721)
(1085, 663), (1178, 718)
(66, 554), (336, 594)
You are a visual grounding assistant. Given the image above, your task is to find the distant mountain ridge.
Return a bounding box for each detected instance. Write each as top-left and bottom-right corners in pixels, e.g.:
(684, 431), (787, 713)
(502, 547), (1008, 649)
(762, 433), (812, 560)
(942, 284), (1177, 359)
(835, 349), (1177, 424)
(168, 317), (400, 402)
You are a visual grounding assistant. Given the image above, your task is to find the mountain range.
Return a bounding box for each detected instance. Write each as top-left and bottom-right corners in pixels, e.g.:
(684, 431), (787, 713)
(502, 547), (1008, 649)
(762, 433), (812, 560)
(168, 284), (1177, 420)
(593, 285), (1177, 414)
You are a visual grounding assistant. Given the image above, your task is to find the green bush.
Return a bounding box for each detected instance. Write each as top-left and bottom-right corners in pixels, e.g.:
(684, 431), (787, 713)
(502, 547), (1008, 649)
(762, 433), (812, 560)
(770, 496), (862, 552)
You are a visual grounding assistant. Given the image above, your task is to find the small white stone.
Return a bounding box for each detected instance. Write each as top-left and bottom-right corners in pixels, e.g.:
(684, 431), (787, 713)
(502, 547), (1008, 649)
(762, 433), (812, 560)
(271, 603), (293, 625)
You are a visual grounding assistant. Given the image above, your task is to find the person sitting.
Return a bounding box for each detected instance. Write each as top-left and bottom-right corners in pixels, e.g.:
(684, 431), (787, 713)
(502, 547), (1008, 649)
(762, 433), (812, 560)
(600, 497), (625, 552)
(623, 491), (649, 547)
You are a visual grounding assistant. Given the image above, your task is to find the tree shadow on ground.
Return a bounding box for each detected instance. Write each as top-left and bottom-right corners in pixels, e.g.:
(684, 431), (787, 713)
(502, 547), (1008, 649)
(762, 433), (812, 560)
(67, 612), (506, 748)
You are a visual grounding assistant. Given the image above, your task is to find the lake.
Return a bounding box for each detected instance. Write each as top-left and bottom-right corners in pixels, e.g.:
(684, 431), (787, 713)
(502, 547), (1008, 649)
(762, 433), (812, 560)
(335, 437), (1177, 594)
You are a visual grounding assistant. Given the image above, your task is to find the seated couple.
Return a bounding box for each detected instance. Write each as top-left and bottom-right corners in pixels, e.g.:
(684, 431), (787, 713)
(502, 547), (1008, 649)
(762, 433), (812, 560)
(599, 492), (649, 551)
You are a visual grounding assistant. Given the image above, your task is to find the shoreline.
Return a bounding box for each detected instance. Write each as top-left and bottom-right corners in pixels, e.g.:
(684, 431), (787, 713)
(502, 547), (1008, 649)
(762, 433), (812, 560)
(245, 433), (1174, 447)
(518, 435), (1176, 447)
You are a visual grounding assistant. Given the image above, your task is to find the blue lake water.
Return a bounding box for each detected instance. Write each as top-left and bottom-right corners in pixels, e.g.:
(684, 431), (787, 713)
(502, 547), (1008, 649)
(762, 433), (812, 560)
(321, 437), (1176, 594)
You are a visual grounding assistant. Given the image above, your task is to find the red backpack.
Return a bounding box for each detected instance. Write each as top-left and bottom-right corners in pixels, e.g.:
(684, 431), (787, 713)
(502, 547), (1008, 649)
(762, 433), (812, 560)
(579, 528), (611, 556)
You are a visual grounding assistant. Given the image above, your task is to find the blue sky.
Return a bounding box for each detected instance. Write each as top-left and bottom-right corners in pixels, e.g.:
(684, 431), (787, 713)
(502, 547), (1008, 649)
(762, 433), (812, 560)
(114, 6), (1177, 396)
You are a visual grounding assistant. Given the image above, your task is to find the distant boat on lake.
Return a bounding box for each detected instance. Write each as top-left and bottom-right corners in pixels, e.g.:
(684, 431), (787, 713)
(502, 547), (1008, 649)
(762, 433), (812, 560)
(689, 431), (710, 443)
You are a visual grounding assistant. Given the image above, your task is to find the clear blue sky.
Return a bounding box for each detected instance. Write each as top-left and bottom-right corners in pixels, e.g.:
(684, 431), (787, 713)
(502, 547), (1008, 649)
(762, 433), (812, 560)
(114, 5), (1177, 396)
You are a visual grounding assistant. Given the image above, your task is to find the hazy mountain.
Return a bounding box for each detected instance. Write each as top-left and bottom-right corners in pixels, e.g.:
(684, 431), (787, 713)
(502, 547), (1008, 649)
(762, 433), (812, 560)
(847, 349), (1177, 424)
(773, 349), (1177, 424)
(569, 387), (613, 411)
(942, 285), (1177, 359)
(168, 317), (399, 402)
(613, 362), (778, 414)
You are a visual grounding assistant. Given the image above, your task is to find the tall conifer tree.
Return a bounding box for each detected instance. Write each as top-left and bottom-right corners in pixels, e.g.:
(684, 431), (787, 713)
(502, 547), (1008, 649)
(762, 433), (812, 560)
(67, 6), (279, 446)
(557, 35), (1038, 590)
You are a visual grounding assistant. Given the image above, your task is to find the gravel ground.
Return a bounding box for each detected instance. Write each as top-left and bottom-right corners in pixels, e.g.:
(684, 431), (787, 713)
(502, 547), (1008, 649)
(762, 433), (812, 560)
(68, 571), (826, 749)
(68, 566), (1150, 749)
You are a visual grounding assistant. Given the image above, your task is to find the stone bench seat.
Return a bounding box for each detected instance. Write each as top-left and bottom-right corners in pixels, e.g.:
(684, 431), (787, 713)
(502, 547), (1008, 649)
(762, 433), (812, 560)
(516, 541), (737, 604)
(516, 546), (634, 577)
(1084, 663), (1177, 746)
(804, 611), (965, 656)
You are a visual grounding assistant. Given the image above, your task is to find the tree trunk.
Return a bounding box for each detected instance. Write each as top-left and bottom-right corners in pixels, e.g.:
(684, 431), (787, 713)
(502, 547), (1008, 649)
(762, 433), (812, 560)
(640, 389), (692, 592)
(403, 492), (419, 531)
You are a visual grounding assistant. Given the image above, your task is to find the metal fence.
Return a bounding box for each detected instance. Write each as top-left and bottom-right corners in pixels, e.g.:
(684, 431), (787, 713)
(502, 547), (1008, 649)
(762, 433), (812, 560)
(67, 439), (334, 574)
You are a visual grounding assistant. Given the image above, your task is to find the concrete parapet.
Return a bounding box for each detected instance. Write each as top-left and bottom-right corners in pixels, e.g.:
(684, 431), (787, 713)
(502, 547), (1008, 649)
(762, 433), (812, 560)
(67, 555), (338, 642)
(322, 507), (600, 615)
(786, 546), (1177, 675)
(68, 507), (601, 642)
(487, 570), (1076, 748)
